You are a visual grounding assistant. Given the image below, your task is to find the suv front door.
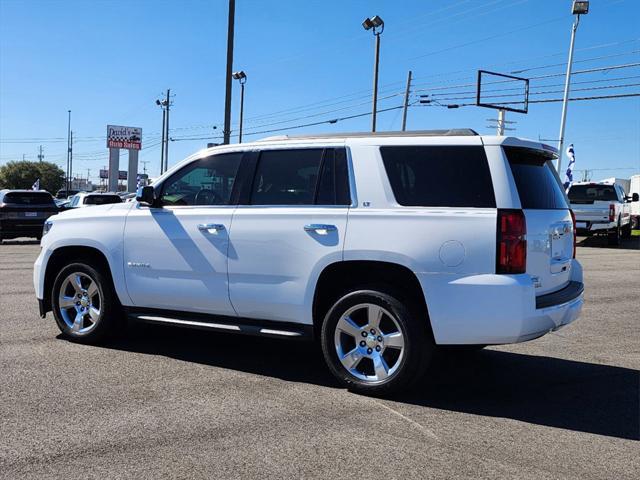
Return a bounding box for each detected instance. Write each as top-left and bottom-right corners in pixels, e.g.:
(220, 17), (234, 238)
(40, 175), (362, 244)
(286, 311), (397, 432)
(228, 147), (351, 325)
(123, 152), (244, 315)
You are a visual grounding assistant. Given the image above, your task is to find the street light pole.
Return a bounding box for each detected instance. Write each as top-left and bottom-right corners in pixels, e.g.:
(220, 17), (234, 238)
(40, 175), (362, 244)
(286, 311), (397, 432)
(362, 15), (384, 133)
(222, 0), (236, 145)
(557, 1), (589, 172)
(372, 33), (381, 132)
(232, 71), (247, 143)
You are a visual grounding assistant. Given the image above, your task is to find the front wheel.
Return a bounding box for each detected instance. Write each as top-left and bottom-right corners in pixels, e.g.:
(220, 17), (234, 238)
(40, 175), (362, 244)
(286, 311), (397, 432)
(320, 289), (433, 395)
(621, 221), (632, 239)
(51, 262), (122, 344)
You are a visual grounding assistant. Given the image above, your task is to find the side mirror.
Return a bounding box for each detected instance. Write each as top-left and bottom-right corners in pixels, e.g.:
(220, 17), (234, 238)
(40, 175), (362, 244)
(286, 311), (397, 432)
(633, 193), (639, 202)
(136, 186), (157, 206)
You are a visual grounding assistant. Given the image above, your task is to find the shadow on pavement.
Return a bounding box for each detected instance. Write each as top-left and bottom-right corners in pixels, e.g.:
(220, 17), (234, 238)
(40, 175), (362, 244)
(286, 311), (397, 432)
(0, 239), (40, 245)
(577, 235), (639, 250)
(95, 321), (639, 441)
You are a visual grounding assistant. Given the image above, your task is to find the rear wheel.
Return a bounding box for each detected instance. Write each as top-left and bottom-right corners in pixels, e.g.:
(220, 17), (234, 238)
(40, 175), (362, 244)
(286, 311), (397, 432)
(321, 289), (433, 395)
(51, 262), (122, 343)
(608, 220), (621, 246)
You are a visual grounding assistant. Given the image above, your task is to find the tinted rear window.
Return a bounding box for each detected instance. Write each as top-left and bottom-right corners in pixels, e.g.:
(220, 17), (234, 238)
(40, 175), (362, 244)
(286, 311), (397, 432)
(380, 146), (496, 208)
(84, 195), (122, 205)
(568, 184), (618, 202)
(2, 192), (55, 205)
(504, 147), (568, 210)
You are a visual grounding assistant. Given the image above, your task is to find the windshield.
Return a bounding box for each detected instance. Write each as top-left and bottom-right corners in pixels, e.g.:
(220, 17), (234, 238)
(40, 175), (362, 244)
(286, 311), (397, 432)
(2, 192), (55, 205)
(568, 185), (618, 202)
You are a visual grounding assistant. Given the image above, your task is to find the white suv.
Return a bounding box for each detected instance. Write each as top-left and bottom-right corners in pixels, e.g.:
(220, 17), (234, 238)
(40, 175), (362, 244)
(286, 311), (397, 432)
(34, 130), (584, 394)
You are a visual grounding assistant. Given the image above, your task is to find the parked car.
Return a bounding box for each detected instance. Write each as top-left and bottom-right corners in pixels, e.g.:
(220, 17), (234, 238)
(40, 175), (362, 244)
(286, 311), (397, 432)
(67, 192), (123, 208)
(568, 181), (634, 245)
(0, 190), (59, 242)
(56, 189), (81, 199)
(34, 130), (584, 394)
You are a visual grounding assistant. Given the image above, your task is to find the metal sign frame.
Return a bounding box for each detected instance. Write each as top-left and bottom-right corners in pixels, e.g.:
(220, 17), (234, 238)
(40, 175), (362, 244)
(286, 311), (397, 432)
(476, 70), (530, 114)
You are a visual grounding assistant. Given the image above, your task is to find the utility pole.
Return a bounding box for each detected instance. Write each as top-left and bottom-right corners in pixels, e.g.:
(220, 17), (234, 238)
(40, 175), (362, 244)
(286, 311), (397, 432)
(37, 145), (44, 162)
(222, 0), (236, 145)
(66, 110), (71, 193)
(401, 70), (412, 131)
(164, 89), (170, 172)
(141, 160), (149, 175)
(557, 1), (589, 172)
(70, 130), (73, 187)
(497, 109), (506, 136)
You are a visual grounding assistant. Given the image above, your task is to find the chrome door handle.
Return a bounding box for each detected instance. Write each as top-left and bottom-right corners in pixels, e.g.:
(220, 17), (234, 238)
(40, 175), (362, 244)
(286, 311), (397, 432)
(304, 224), (337, 235)
(198, 223), (225, 232)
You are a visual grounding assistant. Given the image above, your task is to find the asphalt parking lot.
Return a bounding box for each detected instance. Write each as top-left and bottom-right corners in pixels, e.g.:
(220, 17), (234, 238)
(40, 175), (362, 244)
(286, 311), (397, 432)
(1, 236), (638, 479)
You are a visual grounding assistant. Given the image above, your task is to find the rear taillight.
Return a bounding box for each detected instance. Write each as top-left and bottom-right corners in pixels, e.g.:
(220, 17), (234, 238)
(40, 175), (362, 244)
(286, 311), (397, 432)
(569, 209), (577, 258)
(609, 204), (615, 222)
(496, 209), (527, 274)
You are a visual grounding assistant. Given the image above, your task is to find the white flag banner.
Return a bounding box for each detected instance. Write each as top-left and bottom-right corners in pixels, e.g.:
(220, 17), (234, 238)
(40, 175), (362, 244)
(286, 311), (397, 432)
(563, 144), (575, 192)
(31, 179), (40, 191)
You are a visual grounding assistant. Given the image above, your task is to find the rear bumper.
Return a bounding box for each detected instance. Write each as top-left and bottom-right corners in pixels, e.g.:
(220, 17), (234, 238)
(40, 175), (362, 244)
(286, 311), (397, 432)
(575, 220), (614, 233)
(0, 220), (45, 238)
(417, 259), (584, 345)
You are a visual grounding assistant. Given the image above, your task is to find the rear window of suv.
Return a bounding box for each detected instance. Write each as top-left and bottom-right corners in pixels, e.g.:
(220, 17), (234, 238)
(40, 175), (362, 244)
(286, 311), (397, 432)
(504, 147), (568, 210)
(2, 192), (55, 205)
(380, 145), (496, 208)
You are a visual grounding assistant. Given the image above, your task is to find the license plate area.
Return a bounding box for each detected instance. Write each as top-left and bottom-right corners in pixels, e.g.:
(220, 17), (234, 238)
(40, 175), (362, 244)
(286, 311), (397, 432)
(24, 212), (38, 217)
(550, 221), (573, 273)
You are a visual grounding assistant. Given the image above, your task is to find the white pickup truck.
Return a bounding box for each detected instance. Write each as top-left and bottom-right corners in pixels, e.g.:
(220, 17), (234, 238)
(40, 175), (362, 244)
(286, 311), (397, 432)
(568, 182), (636, 245)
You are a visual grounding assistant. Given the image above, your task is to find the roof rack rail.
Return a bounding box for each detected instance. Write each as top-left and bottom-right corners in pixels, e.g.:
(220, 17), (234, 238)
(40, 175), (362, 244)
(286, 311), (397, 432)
(257, 129), (478, 142)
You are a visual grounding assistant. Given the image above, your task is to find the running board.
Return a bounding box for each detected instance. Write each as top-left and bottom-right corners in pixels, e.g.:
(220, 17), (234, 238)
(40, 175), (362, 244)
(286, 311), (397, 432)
(127, 310), (312, 340)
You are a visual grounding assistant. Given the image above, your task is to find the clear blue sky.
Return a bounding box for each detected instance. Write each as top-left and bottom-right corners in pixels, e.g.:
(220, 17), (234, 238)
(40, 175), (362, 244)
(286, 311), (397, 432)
(1, 0), (638, 182)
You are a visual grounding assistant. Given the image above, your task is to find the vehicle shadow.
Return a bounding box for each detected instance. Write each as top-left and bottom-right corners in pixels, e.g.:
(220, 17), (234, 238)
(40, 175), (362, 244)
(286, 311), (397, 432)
(577, 235), (639, 250)
(0, 239), (40, 245)
(96, 321), (639, 441)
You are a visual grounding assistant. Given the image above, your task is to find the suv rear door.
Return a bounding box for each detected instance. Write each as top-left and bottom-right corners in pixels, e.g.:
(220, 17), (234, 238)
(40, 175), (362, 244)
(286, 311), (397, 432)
(227, 147), (351, 325)
(504, 146), (574, 295)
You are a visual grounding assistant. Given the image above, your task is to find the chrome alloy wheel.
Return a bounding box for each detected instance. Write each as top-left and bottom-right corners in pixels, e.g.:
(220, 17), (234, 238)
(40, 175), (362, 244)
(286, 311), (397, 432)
(58, 272), (101, 335)
(334, 303), (405, 383)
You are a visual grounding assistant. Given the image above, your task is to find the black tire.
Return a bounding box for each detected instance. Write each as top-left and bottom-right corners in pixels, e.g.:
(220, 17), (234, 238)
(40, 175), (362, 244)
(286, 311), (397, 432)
(621, 221), (632, 239)
(320, 289), (433, 396)
(51, 262), (122, 344)
(608, 220), (621, 246)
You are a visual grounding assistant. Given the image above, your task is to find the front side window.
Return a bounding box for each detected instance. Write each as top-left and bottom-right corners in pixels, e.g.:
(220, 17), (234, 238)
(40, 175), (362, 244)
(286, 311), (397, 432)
(161, 152), (243, 206)
(380, 145), (496, 208)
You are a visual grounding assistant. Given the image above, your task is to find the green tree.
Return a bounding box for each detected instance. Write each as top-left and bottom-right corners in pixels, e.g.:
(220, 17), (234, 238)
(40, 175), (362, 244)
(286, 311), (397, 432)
(0, 160), (65, 194)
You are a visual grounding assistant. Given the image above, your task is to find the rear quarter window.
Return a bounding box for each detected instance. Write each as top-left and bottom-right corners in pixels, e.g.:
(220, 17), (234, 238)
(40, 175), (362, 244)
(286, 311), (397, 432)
(504, 147), (568, 210)
(380, 145), (496, 208)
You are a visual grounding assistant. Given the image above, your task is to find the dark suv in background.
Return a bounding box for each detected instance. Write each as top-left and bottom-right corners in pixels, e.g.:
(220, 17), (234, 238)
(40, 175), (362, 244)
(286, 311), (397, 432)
(0, 190), (59, 242)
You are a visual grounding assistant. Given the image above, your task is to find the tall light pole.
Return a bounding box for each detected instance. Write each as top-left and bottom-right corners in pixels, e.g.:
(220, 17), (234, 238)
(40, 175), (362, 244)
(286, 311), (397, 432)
(156, 89), (171, 174)
(232, 71), (247, 143)
(362, 15), (384, 132)
(557, 0), (589, 172)
(222, 0), (236, 145)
